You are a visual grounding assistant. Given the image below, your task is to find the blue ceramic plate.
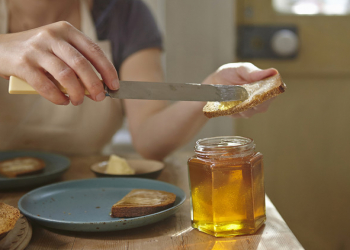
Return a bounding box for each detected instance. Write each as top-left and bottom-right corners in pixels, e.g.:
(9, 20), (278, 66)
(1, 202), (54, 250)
(0, 151), (70, 190)
(18, 178), (186, 232)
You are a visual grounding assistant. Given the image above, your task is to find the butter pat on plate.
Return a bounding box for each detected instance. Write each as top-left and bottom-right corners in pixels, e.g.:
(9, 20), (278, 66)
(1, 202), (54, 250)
(105, 155), (135, 175)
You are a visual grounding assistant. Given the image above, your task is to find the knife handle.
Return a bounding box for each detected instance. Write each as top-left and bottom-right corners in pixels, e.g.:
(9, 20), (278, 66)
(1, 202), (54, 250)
(9, 76), (93, 95)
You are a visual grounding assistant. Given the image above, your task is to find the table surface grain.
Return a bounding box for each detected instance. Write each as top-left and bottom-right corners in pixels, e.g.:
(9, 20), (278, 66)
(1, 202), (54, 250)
(0, 152), (304, 250)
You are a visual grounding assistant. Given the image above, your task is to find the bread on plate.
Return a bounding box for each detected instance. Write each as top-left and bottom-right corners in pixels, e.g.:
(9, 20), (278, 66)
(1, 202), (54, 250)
(111, 189), (176, 218)
(0, 157), (46, 178)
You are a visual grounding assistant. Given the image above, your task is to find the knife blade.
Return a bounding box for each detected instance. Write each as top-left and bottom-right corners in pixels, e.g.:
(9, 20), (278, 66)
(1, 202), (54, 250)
(105, 81), (248, 102)
(9, 76), (248, 102)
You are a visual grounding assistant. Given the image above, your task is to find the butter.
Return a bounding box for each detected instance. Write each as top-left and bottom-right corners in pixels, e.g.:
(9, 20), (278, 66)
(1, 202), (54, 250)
(105, 155), (135, 175)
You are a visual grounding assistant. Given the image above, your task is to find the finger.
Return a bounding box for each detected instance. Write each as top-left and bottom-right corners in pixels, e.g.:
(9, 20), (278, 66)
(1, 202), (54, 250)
(233, 110), (255, 118)
(64, 24), (119, 90)
(254, 98), (274, 112)
(231, 98), (274, 118)
(233, 62), (277, 83)
(239, 112), (250, 119)
(85, 95), (94, 101)
(22, 67), (70, 105)
(37, 51), (86, 106)
(0, 74), (9, 80)
(248, 68), (278, 82)
(51, 41), (106, 102)
(231, 112), (250, 119)
(213, 63), (278, 86)
(240, 109), (255, 118)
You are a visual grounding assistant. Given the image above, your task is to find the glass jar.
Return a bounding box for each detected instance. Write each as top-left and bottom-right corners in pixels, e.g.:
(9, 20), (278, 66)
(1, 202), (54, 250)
(188, 136), (266, 237)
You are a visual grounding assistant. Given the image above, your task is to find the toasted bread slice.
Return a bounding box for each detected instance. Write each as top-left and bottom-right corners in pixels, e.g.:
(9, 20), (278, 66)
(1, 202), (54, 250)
(203, 73), (286, 118)
(0, 157), (46, 178)
(111, 189), (176, 218)
(0, 203), (21, 237)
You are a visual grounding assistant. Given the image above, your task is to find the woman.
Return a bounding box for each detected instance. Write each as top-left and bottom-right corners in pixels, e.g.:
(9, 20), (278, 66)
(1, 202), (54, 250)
(0, 0), (277, 160)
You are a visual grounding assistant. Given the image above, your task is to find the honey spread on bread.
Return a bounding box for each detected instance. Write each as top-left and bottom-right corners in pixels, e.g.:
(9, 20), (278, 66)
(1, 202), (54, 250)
(216, 100), (242, 111)
(111, 189), (176, 218)
(105, 155), (135, 175)
(203, 73), (286, 118)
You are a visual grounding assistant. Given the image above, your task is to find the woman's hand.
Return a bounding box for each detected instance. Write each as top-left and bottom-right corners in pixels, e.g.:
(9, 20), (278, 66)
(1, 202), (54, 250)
(0, 21), (119, 105)
(202, 62), (278, 118)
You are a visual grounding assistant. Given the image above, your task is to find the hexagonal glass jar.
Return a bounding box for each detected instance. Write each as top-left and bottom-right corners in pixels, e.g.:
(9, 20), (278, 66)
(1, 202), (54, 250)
(188, 136), (266, 237)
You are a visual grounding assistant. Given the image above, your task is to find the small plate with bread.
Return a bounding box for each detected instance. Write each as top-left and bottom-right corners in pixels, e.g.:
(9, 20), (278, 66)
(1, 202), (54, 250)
(18, 177), (186, 232)
(0, 151), (70, 190)
(91, 155), (164, 179)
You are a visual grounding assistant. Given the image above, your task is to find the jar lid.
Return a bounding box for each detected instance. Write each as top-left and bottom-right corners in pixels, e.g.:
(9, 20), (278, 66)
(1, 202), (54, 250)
(195, 136), (255, 156)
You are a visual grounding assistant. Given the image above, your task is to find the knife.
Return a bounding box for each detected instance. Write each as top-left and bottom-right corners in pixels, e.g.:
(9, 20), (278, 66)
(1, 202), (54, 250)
(8, 76), (248, 102)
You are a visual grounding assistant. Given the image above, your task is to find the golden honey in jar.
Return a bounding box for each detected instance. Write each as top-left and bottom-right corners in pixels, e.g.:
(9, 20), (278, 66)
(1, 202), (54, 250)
(188, 136), (266, 237)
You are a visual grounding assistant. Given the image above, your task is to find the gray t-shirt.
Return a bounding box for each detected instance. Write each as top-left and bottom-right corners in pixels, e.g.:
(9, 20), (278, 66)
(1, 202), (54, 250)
(92, 0), (163, 72)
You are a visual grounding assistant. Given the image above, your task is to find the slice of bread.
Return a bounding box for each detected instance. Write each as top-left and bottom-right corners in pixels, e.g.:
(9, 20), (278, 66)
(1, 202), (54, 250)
(203, 73), (286, 118)
(111, 189), (176, 218)
(0, 157), (46, 178)
(0, 203), (21, 237)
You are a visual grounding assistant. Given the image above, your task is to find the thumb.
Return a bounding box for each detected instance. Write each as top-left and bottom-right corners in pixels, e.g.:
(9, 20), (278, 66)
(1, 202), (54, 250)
(249, 68), (278, 82)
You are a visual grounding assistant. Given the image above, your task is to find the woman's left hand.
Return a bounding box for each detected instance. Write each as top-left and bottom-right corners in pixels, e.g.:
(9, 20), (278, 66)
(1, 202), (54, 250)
(202, 62), (278, 118)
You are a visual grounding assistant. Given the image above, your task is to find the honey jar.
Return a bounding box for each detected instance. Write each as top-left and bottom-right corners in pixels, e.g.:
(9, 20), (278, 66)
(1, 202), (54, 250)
(188, 136), (266, 237)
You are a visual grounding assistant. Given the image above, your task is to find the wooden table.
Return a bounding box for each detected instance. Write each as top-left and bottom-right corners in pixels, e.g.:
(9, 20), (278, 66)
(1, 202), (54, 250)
(0, 152), (304, 250)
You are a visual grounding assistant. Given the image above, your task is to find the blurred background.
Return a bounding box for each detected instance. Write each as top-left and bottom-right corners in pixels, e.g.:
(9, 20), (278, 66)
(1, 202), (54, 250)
(106, 0), (350, 249)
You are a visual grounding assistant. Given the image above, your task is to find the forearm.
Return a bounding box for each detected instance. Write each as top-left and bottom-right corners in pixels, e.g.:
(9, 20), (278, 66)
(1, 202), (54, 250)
(129, 100), (208, 160)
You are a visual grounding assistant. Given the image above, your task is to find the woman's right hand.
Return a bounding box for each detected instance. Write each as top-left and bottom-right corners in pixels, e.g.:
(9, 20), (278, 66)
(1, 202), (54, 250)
(0, 21), (119, 105)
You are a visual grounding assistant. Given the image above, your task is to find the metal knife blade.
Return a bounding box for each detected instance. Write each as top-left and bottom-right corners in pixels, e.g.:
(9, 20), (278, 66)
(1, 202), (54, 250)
(105, 81), (248, 102)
